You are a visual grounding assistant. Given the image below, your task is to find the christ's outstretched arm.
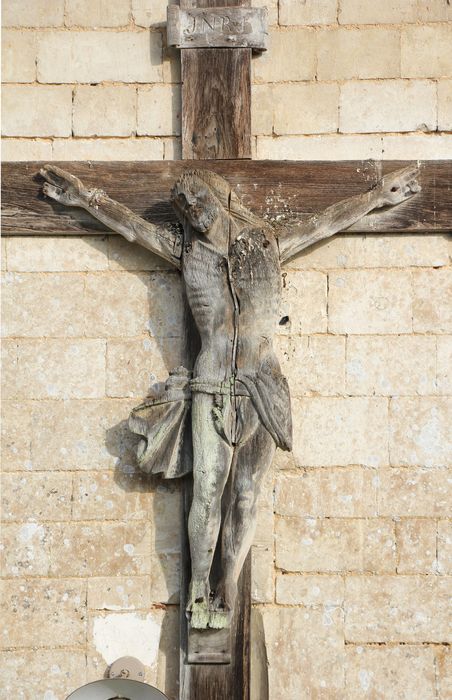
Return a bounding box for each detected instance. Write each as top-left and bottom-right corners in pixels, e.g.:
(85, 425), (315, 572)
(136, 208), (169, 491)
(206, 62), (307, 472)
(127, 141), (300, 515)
(278, 165), (421, 264)
(40, 165), (182, 269)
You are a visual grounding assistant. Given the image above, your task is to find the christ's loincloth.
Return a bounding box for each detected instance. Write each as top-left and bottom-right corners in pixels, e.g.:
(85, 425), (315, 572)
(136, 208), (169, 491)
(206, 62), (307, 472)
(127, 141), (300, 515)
(129, 360), (292, 479)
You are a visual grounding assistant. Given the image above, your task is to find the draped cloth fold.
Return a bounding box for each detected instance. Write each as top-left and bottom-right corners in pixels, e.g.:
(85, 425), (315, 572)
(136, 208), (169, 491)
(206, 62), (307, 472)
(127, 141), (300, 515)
(128, 367), (192, 479)
(128, 358), (292, 480)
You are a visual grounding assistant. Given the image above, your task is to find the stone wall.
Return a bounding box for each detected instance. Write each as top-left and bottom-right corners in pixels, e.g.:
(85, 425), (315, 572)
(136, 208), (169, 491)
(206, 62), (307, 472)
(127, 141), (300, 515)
(1, 1), (451, 699)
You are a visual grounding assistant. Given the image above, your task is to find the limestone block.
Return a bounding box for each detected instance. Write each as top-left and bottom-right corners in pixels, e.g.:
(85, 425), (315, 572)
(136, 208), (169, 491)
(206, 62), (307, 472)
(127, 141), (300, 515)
(439, 80), (452, 131)
(86, 610), (169, 692)
(413, 269), (452, 333)
(7, 236), (108, 272)
(253, 29), (316, 82)
(49, 522), (152, 576)
(253, 473), (274, 548)
(275, 517), (395, 573)
(2, 85), (72, 137)
(318, 27), (400, 80)
(2, 0), (64, 27)
(389, 397), (452, 468)
(151, 489), (182, 554)
(1, 138), (53, 161)
(88, 576), (151, 611)
(380, 134), (452, 160)
(1, 238), (6, 271)
(274, 83), (339, 135)
(346, 335), (437, 396)
(66, 0), (131, 27)
(150, 552), (180, 603)
(280, 0), (338, 25)
(438, 337), (452, 395)
(251, 84), (274, 135)
(290, 396), (388, 467)
(73, 86), (137, 137)
(1, 649), (87, 700)
(275, 335), (345, 397)
(438, 521), (452, 575)
(276, 573), (344, 606)
(52, 137), (164, 160)
(345, 646), (436, 699)
(37, 31), (162, 83)
(132, 0), (169, 26)
(163, 137), (182, 160)
(2, 339), (106, 399)
(436, 647), (452, 699)
(339, 0), (452, 24)
(145, 272), (185, 338)
(252, 0), (278, 26)
(328, 269), (412, 334)
(345, 575), (451, 642)
(108, 237), (172, 272)
(106, 336), (185, 398)
(288, 234), (451, 271)
(1, 402), (32, 471)
(154, 607), (180, 700)
(1, 523), (52, 577)
(2, 30), (37, 82)
(275, 468), (377, 518)
(396, 518), (438, 574)
(1, 578), (86, 647)
(379, 468), (451, 518)
(28, 399), (137, 472)
(262, 607), (345, 699)
(402, 25), (452, 79)
(279, 270), (327, 334)
(251, 546), (274, 603)
(339, 81), (437, 134)
(256, 134), (383, 160)
(2, 272), (86, 337)
(257, 133), (452, 160)
(83, 272), (151, 338)
(137, 84), (181, 136)
(2, 472), (71, 522)
(73, 471), (152, 521)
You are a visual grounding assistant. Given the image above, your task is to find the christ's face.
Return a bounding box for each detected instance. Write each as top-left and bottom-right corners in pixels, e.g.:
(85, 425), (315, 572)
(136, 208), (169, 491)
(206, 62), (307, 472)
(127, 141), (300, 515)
(171, 179), (221, 233)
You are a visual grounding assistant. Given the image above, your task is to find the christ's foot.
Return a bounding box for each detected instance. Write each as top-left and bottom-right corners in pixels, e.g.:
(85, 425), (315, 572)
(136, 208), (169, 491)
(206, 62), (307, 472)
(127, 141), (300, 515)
(210, 579), (237, 628)
(186, 578), (211, 629)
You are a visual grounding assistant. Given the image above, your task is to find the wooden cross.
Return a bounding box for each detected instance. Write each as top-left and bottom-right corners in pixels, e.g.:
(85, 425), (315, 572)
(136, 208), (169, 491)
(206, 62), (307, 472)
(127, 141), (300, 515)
(2, 2), (451, 698)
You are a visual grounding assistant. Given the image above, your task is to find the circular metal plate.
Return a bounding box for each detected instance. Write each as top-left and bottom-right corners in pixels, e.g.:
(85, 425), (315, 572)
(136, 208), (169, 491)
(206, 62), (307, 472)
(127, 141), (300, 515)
(65, 679), (169, 700)
(109, 656), (146, 681)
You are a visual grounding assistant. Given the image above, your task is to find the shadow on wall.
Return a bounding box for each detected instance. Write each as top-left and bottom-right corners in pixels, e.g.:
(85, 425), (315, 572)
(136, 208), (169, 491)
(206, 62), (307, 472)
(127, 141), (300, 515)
(83, 233), (189, 699)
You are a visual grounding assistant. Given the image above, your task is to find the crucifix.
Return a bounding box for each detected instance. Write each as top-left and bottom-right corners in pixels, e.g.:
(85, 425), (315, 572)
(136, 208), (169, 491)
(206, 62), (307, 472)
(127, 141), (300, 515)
(2, 3), (451, 699)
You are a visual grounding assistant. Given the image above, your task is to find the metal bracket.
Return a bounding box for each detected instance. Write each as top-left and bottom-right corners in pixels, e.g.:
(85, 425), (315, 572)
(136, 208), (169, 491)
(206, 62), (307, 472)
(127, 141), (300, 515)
(167, 5), (268, 51)
(108, 656), (146, 682)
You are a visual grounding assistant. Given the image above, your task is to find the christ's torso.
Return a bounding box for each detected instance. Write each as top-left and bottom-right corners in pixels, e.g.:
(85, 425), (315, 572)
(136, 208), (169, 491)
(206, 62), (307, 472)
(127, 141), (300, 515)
(182, 223), (282, 382)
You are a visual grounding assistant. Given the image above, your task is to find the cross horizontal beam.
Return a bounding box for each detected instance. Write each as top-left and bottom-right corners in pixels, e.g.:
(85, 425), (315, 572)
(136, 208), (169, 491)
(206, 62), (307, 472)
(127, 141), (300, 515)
(2, 160), (451, 236)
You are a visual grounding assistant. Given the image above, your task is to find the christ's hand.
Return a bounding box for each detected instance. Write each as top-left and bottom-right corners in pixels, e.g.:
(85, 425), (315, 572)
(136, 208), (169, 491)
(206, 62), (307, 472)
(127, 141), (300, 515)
(41, 164), (89, 208)
(376, 165), (421, 207)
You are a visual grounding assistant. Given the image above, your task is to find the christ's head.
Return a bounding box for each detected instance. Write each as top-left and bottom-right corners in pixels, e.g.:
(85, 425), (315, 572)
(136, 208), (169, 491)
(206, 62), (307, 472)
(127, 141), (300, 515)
(171, 172), (222, 233)
(171, 169), (266, 235)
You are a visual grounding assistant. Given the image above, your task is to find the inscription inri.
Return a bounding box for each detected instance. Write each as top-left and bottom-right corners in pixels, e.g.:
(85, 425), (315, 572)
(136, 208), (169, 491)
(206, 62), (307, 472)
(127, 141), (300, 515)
(167, 6), (268, 51)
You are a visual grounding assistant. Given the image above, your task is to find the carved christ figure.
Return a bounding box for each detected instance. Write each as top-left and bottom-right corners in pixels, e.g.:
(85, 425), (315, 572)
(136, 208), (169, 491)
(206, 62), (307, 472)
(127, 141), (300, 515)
(41, 164), (420, 629)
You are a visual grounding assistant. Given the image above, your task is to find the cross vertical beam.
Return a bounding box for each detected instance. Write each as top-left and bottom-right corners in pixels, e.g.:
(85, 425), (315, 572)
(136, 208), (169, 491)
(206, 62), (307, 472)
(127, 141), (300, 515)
(179, 1), (253, 698)
(180, 0), (252, 159)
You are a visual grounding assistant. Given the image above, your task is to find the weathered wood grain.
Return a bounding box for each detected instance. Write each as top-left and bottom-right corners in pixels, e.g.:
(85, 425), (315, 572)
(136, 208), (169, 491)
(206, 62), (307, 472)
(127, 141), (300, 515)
(181, 0), (251, 159)
(3, 160), (452, 235)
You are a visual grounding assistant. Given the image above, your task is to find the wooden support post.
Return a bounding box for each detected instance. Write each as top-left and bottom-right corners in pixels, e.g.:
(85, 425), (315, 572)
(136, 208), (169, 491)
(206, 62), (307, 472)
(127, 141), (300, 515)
(180, 0), (252, 160)
(179, 1), (253, 697)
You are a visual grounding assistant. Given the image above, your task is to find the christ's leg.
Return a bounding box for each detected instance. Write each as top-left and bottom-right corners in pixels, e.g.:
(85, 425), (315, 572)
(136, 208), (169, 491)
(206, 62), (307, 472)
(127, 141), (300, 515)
(213, 423), (275, 626)
(187, 392), (234, 629)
